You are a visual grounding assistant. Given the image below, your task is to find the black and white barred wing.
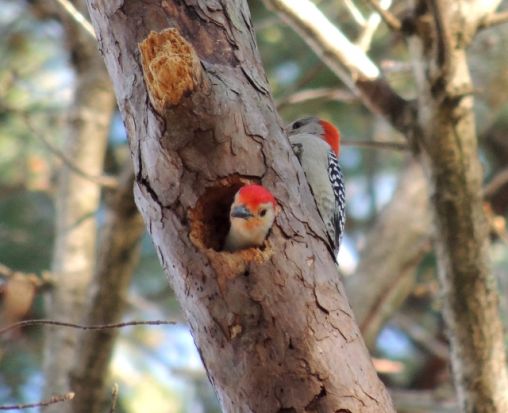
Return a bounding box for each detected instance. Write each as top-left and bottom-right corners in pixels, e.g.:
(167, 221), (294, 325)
(327, 151), (346, 253)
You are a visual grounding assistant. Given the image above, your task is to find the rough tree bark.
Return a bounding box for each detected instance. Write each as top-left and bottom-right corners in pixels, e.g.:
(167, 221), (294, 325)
(43, 0), (115, 408)
(408, 2), (508, 411)
(263, 0), (508, 412)
(85, 1), (395, 411)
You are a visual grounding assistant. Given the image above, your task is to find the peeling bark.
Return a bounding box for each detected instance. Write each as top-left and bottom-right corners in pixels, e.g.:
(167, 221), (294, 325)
(85, 1), (395, 411)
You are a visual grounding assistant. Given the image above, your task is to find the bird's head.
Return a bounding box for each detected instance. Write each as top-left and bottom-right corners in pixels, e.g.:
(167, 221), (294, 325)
(225, 184), (277, 251)
(286, 117), (341, 157)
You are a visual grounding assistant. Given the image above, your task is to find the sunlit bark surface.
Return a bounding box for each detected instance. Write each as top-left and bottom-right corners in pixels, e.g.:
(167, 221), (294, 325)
(84, 1), (395, 411)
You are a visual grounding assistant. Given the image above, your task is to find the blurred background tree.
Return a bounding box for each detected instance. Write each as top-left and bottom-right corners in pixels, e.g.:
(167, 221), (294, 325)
(0, 0), (508, 412)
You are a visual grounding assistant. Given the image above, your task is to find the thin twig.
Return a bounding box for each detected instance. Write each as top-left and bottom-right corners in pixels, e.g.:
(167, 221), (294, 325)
(276, 63), (326, 109)
(0, 319), (176, 335)
(264, 0), (380, 80)
(357, 0), (393, 51)
(276, 87), (356, 109)
(22, 115), (118, 189)
(478, 11), (508, 30)
(0, 392), (75, 410)
(344, 0), (366, 26)
(380, 59), (413, 74)
(364, 0), (401, 31)
(483, 167), (508, 198)
(342, 139), (409, 151)
(54, 0), (96, 38)
(109, 384), (119, 413)
(263, 0), (416, 136)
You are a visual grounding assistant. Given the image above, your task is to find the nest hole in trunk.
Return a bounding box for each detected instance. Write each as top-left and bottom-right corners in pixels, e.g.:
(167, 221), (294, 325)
(188, 177), (275, 286)
(189, 177), (248, 252)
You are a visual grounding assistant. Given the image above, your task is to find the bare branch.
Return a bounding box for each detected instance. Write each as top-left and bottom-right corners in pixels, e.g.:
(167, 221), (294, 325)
(357, 0), (393, 51)
(54, 0), (96, 38)
(380, 59), (413, 74)
(483, 166), (508, 199)
(344, 0), (367, 26)
(275, 90), (408, 152)
(364, 0), (401, 31)
(0, 392), (75, 410)
(0, 319), (176, 335)
(478, 10), (508, 30)
(265, 0), (380, 79)
(276, 62), (325, 107)
(263, 0), (417, 136)
(276, 87), (356, 109)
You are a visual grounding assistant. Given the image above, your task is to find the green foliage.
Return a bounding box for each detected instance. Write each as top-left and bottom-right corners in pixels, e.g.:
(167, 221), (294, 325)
(0, 191), (53, 272)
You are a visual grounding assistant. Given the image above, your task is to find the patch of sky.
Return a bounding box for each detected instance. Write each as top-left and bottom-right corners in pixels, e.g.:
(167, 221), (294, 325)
(377, 325), (414, 359)
(21, 371), (43, 406)
(346, 176), (371, 220)
(374, 172), (397, 210)
(111, 112), (128, 144)
(274, 61), (300, 87)
(337, 235), (358, 275)
(0, 0), (24, 25)
(341, 147), (362, 169)
(346, 171), (397, 220)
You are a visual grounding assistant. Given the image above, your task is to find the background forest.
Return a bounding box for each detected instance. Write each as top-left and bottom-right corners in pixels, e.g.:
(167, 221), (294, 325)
(1, 0), (508, 412)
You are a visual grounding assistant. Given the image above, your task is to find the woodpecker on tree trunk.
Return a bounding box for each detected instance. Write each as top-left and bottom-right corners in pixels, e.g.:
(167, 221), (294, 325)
(224, 184), (277, 252)
(286, 117), (346, 258)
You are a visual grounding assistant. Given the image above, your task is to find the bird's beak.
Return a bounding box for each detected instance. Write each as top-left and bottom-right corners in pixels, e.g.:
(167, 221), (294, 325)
(230, 205), (253, 219)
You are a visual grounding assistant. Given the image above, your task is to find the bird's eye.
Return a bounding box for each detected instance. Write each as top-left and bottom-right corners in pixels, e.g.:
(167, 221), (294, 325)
(292, 121), (303, 129)
(259, 209), (267, 217)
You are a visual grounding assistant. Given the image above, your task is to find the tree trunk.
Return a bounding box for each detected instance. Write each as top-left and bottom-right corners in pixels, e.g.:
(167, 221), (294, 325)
(70, 163), (144, 413)
(261, 0), (508, 410)
(85, 1), (395, 411)
(43, 0), (115, 408)
(409, 1), (508, 411)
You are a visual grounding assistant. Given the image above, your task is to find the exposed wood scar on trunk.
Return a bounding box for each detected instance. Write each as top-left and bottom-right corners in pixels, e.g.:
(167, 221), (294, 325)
(139, 28), (204, 112)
